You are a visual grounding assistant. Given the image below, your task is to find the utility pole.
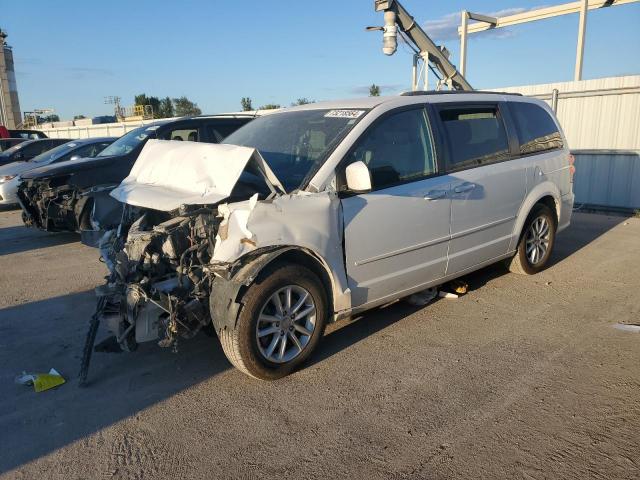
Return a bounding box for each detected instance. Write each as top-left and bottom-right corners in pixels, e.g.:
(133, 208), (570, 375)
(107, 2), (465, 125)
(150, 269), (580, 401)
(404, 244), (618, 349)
(574, 0), (588, 80)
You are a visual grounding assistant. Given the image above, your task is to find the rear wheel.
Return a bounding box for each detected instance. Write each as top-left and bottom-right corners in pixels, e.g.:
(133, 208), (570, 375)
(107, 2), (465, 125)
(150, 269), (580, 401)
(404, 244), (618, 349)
(507, 204), (556, 275)
(219, 264), (328, 380)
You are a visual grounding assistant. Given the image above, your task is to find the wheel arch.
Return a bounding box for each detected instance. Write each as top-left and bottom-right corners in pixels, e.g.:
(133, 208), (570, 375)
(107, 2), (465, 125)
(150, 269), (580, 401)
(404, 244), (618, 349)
(210, 246), (339, 334)
(513, 182), (561, 245)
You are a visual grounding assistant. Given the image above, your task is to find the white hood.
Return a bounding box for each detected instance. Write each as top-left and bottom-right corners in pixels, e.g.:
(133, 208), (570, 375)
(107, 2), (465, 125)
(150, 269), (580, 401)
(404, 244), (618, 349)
(110, 140), (285, 211)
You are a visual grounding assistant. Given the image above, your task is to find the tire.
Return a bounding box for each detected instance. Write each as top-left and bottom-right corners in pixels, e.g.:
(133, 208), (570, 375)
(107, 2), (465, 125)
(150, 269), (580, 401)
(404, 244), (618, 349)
(219, 263), (328, 380)
(507, 203), (556, 275)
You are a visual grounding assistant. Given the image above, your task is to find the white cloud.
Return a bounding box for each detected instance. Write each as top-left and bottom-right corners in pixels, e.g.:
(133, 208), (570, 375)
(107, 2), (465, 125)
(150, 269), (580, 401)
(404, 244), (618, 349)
(423, 7), (537, 42)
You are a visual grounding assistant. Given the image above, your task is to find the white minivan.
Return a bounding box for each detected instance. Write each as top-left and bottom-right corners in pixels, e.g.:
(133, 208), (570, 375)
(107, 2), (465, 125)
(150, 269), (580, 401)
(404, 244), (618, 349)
(98, 92), (574, 380)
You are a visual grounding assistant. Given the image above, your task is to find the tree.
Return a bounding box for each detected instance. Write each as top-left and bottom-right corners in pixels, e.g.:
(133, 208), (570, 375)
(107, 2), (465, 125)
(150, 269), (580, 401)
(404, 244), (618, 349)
(158, 97), (174, 118)
(292, 97), (314, 106)
(258, 103), (281, 110)
(38, 114), (60, 123)
(173, 96), (202, 116)
(241, 97), (253, 111)
(73, 114), (87, 120)
(134, 93), (161, 118)
(369, 84), (381, 97)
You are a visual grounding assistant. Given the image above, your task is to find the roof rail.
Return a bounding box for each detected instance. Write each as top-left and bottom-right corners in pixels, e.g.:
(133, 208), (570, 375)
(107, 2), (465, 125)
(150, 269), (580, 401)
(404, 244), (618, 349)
(400, 90), (523, 97)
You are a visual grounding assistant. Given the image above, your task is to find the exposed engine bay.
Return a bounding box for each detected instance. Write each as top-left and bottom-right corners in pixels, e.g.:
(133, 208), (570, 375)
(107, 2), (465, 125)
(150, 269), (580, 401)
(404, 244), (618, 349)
(98, 205), (223, 352)
(89, 140), (287, 356)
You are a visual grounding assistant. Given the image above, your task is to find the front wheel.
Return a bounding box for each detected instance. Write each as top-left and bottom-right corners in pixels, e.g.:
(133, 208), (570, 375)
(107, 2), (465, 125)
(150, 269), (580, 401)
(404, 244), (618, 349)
(219, 263), (328, 380)
(507, 204), (556, 275)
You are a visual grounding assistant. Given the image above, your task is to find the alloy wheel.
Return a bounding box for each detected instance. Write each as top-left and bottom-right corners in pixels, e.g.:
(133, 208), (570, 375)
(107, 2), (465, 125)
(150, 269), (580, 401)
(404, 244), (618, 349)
(525, 216), (551, 265)
(255, 285), (317, 364)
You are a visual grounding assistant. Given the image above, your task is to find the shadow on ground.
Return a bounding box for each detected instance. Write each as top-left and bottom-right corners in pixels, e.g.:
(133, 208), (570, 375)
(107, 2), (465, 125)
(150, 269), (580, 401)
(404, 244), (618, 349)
(0, 212), (629, 474)
(0, 225), (78, 256)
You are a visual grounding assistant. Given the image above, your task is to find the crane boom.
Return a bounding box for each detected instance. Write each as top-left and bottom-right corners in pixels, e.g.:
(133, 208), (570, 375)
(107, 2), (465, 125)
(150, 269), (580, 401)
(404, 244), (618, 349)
(373, 0), (473, 91)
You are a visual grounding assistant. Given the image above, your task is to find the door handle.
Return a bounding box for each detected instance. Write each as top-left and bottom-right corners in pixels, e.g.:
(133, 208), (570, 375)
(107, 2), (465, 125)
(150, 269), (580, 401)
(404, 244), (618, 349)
(424, 190), (447, 201)
(453, 183), (476, 194)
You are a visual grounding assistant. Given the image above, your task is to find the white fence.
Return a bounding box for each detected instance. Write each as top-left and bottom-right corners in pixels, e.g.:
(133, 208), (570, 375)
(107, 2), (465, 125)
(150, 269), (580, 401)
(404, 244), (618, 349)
(40, 117), (176, 139)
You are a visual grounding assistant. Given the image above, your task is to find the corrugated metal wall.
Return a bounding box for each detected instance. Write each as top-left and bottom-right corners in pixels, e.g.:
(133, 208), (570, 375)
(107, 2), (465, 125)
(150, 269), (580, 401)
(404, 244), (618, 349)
(491, 75), (640, 151)
(573, 150), (640, 210)
(492, 75), (640, 210)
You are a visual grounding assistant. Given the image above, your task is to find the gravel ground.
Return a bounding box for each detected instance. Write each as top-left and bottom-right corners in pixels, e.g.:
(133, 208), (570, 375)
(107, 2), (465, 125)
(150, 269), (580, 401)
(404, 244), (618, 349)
(0, 207), (638, 480)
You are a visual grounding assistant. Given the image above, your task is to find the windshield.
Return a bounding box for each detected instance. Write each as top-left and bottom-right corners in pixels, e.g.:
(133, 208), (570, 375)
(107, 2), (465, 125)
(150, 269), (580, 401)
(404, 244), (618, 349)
(223, 109), (367, 191)
(30, 141), (76, 164)
(97, 125), (157, 157)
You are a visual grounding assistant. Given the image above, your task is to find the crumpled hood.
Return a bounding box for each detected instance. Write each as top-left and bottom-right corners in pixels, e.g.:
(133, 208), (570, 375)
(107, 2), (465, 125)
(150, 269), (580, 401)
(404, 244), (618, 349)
(20, 154), (123, 180)
(110, 140), (286, 211)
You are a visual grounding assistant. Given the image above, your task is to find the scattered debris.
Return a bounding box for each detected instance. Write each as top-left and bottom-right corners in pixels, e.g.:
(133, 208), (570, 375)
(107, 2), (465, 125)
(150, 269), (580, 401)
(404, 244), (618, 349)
(15, 368), (65, 392)
(438, 291), (459, 299)
(545, 281), (552, 286)
(613, 323), (640, 333)
(447, 279), (469, 295)
(406, 288), (438, 306)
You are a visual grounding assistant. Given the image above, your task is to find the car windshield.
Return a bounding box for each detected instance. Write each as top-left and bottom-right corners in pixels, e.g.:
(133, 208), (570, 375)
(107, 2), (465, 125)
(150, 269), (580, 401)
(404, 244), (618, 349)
(223, 109), (368, 191)
(30, 141), (77, 164)
(97, 126), (157, 157)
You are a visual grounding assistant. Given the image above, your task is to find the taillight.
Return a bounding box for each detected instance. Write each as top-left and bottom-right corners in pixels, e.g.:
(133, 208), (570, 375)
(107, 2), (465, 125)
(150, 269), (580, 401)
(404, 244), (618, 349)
(568, 154), (576, 183)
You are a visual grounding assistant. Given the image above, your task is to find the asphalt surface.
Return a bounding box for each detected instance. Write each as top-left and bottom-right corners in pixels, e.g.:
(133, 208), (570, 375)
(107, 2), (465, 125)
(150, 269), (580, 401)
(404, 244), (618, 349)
(0, 207), (638, 480)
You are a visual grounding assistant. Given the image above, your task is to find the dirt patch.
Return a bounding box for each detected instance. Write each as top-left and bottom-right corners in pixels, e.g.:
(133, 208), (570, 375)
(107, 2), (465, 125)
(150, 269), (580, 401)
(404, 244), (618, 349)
(1, 211), (638, 479)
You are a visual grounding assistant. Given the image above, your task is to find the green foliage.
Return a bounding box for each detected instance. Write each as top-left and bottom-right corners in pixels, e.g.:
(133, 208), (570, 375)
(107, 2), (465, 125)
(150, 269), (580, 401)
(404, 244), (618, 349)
(159, 97), (174, 118)
(369, 84), (381, 97)
(292, 98), (314, 106)
(173, 96), (202, 116)
(73, 114), (86, 120)
(39, 114), (60, 123)
(134, 93), (161, 118)
(259, 103), (281, 110)
(241, 97), (253, 111)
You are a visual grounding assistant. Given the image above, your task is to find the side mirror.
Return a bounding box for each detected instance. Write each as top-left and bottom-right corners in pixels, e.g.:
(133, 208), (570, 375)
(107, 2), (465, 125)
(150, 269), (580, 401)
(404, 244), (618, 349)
(345, 161), (372, 193)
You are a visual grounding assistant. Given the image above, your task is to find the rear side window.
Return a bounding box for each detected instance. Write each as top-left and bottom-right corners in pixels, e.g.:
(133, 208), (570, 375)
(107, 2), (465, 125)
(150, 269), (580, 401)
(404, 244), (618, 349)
(159, 127), (199, 142)
(438, 105), (510, 170)
(509, 102), (564, 155)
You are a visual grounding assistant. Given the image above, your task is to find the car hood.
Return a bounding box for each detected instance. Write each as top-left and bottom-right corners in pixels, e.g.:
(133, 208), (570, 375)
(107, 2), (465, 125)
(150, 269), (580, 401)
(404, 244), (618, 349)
(110, 140), (286, 211)
(20, 154), (123, 180)
(0, 161), (32, 177)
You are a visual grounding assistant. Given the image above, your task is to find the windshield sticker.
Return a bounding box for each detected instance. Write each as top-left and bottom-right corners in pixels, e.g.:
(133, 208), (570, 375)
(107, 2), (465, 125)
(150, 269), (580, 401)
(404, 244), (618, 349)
(324, 110), (365, 119)
(145, 126), (160, 131)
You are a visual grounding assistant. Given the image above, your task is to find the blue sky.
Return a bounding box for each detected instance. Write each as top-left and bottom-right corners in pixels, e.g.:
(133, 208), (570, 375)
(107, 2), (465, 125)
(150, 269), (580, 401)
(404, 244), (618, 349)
(3, 0), (639, 119)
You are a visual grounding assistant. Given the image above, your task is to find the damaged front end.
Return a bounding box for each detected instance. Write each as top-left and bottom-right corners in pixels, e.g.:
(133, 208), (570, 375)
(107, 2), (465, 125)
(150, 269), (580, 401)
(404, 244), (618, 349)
(98, 206), (222, 351)
(18, 175), (87, 231)
(85, 140), (286, 365)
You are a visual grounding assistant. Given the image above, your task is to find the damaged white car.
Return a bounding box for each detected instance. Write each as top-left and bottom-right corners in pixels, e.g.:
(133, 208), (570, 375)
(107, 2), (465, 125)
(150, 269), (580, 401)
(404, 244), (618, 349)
(87, 92), (574, 381)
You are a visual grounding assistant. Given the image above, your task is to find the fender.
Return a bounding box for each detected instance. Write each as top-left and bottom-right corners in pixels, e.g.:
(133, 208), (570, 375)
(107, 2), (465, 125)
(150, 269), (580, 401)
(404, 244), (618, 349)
(209, 246), (345, 334)
(511, 180), (561, 249)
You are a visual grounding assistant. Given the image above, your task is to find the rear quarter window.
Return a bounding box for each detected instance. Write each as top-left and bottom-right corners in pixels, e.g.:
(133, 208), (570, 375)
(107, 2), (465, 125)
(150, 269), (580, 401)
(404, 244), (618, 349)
(509, 102), (564, 155)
